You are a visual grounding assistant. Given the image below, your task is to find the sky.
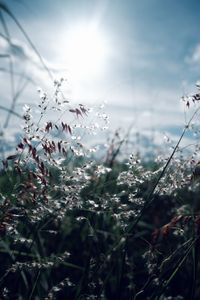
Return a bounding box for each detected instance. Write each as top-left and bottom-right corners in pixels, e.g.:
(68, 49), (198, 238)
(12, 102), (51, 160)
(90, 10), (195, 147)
(0, 0), (200, 147)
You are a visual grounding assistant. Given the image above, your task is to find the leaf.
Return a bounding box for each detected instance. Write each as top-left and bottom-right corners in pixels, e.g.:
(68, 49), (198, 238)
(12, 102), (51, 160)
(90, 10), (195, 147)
(68, 125), (72, 135)
(6, 154), (18, 160)
(75, 108), (82, 117)
(17, 142), (24, 150)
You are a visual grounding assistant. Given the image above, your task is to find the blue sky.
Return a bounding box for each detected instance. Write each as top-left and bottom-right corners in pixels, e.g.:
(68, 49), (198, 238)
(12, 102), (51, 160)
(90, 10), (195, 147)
(11, 0), (199, 84)
(1, 0), (200, 141)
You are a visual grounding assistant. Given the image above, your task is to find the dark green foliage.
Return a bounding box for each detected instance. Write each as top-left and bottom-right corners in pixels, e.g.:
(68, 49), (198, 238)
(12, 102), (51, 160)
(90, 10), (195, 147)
(0, 160), (200, 300)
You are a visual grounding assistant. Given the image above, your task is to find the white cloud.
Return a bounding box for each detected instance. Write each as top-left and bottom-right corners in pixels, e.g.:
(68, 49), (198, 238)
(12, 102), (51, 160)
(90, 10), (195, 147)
(186, 43), (200, 65)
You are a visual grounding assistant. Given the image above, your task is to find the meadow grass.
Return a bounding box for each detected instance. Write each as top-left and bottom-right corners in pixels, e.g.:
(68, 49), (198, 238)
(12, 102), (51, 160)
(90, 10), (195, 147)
(1, 3), (200, 300)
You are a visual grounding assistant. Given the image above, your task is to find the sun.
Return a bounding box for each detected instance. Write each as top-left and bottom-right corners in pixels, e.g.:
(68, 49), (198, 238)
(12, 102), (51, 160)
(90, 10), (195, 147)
(63, 22), (108, 80)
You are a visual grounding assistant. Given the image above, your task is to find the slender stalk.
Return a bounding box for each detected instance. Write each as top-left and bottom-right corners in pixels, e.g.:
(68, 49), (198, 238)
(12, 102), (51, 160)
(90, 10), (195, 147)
(0, 104), (22, 118)
(28, 270), (41, 300)
(0, 3), (54, 81)
(127, 107), (200, 235)
(154, 237), (199, 300)
(0, 11), (15, 129)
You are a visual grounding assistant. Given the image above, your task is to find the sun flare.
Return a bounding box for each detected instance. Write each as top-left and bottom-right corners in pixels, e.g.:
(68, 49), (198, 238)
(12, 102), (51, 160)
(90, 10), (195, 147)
(63, 22), (108, 80)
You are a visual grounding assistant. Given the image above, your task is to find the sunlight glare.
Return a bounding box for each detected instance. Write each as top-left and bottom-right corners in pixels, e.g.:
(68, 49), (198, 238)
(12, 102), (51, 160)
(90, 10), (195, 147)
(64, 22), (108, 80)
